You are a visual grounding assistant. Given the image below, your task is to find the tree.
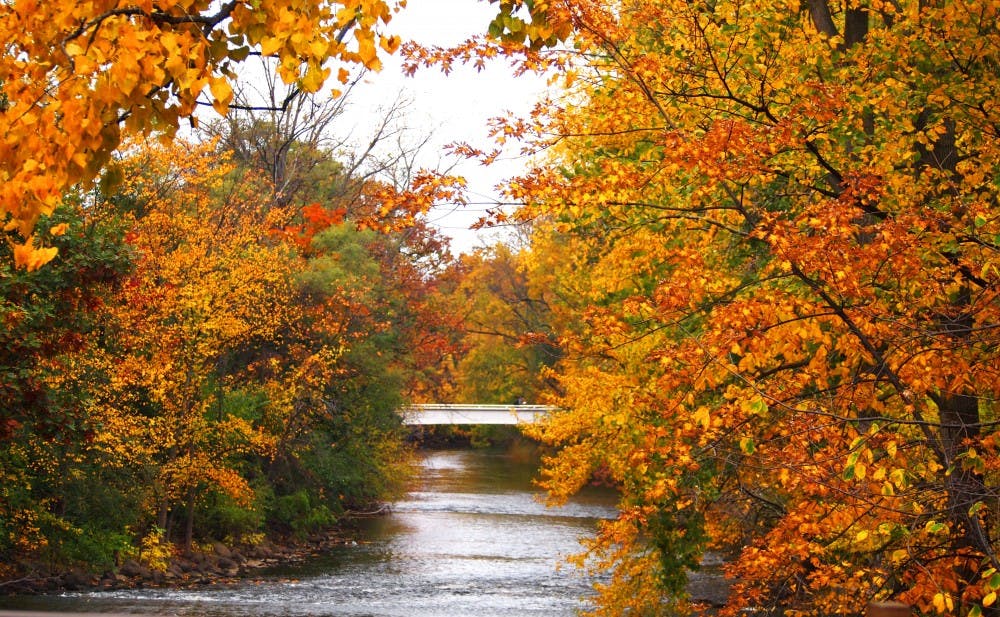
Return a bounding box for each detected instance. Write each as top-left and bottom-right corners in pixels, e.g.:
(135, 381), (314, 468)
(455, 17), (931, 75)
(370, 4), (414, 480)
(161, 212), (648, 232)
(449, 244), (559, 404)
(0, 0), (402, 269)
(94, 139), (295, 551)
(209, 68), (467, 405)
(476, 1), (1000, 616)
(198, 61), (434, 215)
(84, 135), (433, 552)
(0, 203), (132, 572)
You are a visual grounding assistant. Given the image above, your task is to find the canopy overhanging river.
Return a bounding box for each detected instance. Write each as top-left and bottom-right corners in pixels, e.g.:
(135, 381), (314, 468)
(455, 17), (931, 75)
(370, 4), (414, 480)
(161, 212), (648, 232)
(1, 449), (619, 616)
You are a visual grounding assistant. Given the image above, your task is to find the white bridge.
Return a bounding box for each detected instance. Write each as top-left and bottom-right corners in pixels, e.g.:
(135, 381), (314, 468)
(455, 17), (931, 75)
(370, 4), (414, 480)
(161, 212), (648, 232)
(400, 404), (556, 425)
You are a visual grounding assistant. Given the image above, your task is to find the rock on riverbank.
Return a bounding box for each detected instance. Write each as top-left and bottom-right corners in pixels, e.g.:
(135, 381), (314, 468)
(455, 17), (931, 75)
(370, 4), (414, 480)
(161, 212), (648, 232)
(0, 532), (348, 596)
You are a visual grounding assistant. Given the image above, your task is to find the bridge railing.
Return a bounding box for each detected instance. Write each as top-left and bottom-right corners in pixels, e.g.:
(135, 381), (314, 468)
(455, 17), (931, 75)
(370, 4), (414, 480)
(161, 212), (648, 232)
(399, 404), (558, 425)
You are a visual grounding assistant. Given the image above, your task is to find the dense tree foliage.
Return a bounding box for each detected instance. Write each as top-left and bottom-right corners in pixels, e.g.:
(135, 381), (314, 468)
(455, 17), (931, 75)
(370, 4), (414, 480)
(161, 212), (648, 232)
(447, 244), (559, 405)
(0, 125), (461, 575)
(6, 2), (1000, 616)
(0, 0), (403, 270)
(0, 0), (473, 580)
(0, 203), (134, 571)
(461, 1), (1000, 616)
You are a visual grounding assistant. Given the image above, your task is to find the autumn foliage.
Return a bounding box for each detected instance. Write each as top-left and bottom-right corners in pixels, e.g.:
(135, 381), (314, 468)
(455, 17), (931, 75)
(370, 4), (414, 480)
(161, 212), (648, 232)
(0, 0), (402, 270)
(443, 1), (1000, 616)
(5, 1), (1000, 615)
(0, 115), (466, 573)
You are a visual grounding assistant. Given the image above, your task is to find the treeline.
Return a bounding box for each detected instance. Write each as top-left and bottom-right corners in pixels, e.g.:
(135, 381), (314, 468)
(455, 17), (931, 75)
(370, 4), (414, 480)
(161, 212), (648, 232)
(0, 107), (470, 576)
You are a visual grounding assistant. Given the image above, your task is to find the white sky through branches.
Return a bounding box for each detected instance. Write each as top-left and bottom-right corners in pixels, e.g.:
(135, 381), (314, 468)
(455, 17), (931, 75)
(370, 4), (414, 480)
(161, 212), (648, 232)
(338, 0), (549, 254)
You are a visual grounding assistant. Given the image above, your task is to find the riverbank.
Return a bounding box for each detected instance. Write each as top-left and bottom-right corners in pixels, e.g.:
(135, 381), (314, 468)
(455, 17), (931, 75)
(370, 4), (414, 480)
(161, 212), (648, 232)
(0, 529), (356, 596)
(0, 450), (622, 616)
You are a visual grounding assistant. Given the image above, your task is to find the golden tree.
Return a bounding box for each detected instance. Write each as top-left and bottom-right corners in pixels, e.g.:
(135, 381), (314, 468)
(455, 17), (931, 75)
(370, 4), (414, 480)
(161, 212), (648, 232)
(480, 1), (1000, 615)
(1, 0), (402, 269)
(93, 139), (294, 550)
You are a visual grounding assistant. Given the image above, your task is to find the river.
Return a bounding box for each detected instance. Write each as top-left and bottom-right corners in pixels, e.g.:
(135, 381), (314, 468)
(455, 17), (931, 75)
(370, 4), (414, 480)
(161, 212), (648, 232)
(0, 448), (619, 616)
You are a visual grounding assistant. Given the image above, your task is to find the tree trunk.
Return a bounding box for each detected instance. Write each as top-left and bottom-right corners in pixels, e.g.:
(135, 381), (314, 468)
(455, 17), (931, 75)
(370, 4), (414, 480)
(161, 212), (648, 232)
(919, 96), (996, 574)
(933, 291), (990, 556)
(184, 487), (195, 554)
(157, 497), (169, 532)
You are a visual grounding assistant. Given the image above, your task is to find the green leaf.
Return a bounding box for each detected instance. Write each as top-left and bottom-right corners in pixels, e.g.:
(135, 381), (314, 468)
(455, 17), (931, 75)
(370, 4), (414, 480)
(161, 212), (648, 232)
(925, 520), (946, 534)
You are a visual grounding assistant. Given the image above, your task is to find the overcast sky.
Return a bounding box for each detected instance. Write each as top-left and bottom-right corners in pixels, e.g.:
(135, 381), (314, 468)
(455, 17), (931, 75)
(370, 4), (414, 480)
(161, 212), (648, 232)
(337, 0), (550, 254)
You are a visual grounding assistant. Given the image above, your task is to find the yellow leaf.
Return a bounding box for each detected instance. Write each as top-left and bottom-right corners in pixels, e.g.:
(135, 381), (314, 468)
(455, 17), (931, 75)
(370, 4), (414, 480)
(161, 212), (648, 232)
(310, 40), (329, 58)
(380, 34), (401, 54)
(886, 441), (897, 458)
(933, 593), (946, 613)
(209, 77), (233, 115)
(984, 592), (996, 607)
(299, 65), (329, 93)
(854, 462), (867, 480)
(12, 237), (58, 271)
(357, 35), (378, 67)
(74, 54), (98, 74)
(65, 41), (86, 56)
(693, 406), (710, 429)
(260, 36), (283, 57)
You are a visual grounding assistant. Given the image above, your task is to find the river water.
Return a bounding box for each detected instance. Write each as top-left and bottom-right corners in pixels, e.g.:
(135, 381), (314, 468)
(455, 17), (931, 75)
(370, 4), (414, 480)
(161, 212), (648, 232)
(1, 449), (618, 616)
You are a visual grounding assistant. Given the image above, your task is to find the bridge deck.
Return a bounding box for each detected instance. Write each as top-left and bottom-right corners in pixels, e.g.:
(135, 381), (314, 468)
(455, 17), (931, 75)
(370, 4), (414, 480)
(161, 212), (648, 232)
(400, 404), (555, 425)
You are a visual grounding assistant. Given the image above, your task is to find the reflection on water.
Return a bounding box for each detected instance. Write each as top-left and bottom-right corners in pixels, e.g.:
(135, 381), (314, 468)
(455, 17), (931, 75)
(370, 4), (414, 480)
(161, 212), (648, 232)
(1, 449), (618, 616)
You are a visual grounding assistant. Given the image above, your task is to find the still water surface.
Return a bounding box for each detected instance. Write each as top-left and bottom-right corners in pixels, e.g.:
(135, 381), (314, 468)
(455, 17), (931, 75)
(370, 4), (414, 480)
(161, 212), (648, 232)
(2, 449), (617, 616)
